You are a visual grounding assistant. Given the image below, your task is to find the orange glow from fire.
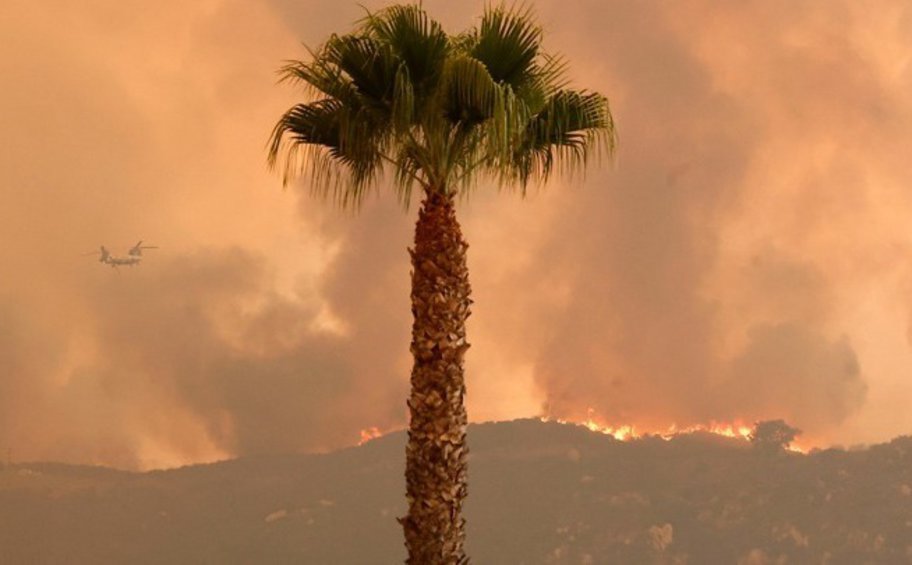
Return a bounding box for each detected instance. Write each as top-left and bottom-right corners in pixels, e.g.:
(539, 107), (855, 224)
(359, 426), (384, 445)
(357, 411), (809, 453)
(542, 409), (808, 453)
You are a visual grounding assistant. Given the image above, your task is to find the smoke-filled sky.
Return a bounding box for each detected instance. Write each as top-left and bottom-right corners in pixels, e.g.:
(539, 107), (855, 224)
(2, 0), (912, 469)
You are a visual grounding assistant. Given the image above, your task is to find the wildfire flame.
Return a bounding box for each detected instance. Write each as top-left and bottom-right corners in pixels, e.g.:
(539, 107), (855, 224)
(357, 411), (808, 453)
(542, 408), (807, 453)
(359, 426), (384, 445)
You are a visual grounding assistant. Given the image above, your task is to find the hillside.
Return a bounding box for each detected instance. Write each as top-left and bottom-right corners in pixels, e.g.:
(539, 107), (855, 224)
(0, 419), (910, 563)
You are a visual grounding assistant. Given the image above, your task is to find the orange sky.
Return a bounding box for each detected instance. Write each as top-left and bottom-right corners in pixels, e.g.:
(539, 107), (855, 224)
(2, 0), (912, 469)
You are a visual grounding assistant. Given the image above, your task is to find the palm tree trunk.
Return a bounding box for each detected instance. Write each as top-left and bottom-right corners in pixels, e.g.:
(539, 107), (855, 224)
(401, 190), (471, 564)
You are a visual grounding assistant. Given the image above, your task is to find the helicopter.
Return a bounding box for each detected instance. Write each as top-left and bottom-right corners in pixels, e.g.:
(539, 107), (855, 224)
(84, 241), (158, 269)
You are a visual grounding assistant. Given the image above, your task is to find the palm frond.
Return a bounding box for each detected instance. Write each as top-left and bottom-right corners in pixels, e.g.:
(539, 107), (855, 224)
(469, 4), (542, 90)
(267, 98), (385, 206)
(391, 142), (428, 206)
(514, 52), (570, 114)
(442, 55), (499, 125)
(322, 34), (399, 111)
(277, 52), (358, 106)
(361, 5), (448, 99)
(391, 62), (415, 132)
(506, 89), (616, 188)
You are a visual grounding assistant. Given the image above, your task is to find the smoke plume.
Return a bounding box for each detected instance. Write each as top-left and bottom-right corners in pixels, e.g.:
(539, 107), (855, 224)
(1, 0), (911, 467)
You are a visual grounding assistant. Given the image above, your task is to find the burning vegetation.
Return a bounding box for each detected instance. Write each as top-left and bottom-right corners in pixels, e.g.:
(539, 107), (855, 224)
(360, 414), (808, 454)
(541, 412), (808, 453)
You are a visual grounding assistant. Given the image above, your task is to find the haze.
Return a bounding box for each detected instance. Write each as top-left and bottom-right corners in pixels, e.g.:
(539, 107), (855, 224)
(2, 0), (911, 470)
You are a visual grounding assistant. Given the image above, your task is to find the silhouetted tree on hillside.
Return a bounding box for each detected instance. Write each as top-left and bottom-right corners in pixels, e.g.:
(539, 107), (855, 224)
(750, 420), (801, 453)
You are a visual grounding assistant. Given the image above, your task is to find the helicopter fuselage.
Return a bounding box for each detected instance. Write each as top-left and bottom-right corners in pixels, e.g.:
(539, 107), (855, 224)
(88, 242), (156, 269)
(105, 256), (141, 267)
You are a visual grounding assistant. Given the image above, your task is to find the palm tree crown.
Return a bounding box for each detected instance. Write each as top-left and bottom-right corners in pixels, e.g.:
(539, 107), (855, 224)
(268, 3), (616, 206)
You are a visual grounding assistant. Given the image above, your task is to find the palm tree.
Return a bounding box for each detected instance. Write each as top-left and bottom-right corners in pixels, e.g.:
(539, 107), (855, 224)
(268, 4), (615, 563)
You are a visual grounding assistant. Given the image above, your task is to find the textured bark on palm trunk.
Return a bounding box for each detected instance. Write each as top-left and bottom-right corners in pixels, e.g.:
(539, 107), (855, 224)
(401, 190), (471, 564)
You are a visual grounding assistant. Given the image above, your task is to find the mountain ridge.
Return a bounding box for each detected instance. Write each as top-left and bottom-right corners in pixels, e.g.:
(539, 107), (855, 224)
(1, 419), (909, 563)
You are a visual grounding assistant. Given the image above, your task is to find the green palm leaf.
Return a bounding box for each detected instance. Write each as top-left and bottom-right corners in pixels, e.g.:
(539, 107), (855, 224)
(469, 4), (541, 90)
(268, 2), (616, 207)
(268, 98), (383, 203)
(277, 53), (359, 108)
(442, 55), (499, 125)
(508, 89), (616, 187)
(362, 5), (448, 99)
(322, 34), (399, 111)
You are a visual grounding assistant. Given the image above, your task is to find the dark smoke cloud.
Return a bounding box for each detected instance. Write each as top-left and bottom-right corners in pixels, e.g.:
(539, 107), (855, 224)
(723, 323), (865, 430)
(0, 237), (411, 468)
(487, 0), (911, 438)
